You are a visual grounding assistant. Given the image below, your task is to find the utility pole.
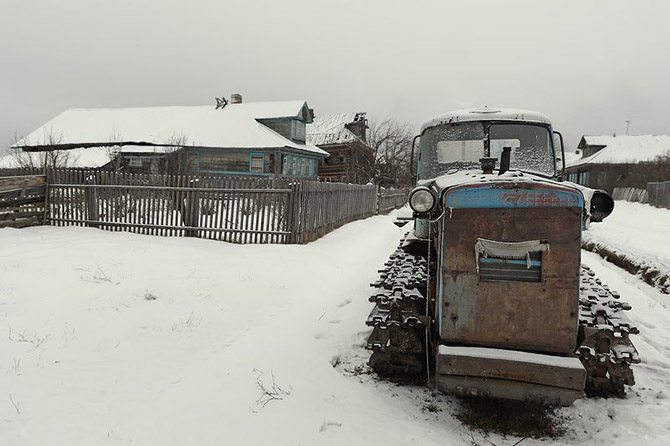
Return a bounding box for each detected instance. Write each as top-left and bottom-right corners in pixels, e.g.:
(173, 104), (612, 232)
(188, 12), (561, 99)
(625, 120), (631, 135)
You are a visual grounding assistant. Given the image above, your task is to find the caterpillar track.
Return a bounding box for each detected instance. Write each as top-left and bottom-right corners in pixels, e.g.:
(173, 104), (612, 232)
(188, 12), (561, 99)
(578, 264), (640, 397)
(365, 239), (640, 399)
(366, 237), (431, 381)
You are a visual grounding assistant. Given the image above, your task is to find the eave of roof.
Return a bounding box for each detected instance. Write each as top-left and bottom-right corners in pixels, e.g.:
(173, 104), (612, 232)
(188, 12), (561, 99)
(13, 101), (328, 157)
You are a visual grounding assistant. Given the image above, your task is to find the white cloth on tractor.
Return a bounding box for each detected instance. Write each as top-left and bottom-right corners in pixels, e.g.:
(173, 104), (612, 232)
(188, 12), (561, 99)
(474, 238), (550, 271)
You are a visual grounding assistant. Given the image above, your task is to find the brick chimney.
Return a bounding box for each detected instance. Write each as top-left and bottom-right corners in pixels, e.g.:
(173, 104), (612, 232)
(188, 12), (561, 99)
(231, 93), (243, 104)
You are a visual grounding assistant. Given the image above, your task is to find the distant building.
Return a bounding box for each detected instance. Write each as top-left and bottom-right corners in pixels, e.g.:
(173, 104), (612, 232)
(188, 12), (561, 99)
(5, 96), (327, 178)
(307, 112), (374, 183)
(566, 135), (670, 192)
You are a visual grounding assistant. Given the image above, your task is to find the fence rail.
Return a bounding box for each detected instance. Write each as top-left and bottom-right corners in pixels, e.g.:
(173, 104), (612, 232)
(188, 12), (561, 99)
(36, 168), (405, 244)
(0, 175), (47, 228)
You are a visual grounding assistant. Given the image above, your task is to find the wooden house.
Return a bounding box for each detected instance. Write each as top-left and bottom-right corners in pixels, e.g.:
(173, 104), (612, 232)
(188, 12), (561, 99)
(307, 112), (374, 183)
(5, 96), (327, 178)
(566, 135), (670, 192)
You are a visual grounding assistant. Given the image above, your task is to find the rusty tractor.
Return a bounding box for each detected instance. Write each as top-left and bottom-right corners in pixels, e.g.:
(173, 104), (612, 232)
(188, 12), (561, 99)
(366, 108), (639, 406)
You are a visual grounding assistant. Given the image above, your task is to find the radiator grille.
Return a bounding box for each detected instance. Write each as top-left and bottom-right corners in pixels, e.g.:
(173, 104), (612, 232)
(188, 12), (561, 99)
(479, 253), (542, 283)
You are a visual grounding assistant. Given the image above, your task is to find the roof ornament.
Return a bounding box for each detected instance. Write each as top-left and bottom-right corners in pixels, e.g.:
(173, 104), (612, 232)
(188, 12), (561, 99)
(215, 97), (228, 109)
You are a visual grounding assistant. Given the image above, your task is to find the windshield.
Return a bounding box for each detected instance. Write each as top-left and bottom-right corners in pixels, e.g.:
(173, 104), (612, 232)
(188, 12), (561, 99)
(418, 121), (556, 179)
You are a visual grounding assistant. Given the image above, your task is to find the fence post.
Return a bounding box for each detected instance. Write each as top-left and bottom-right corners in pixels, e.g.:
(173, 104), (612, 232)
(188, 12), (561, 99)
(43, 169), (51, 225)
(184, 178), (200, 237)
(85, 174), (99, 227)
(285, 183), (295, 244)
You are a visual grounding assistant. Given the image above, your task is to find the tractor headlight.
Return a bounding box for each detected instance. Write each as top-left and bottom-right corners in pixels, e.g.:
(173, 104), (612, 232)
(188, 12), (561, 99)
(409, 187), (436, 214)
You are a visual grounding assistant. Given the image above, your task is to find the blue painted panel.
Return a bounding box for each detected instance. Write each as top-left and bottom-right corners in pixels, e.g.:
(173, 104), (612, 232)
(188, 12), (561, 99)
(479, 258), (542, 267)
(445, 185), (583, 209)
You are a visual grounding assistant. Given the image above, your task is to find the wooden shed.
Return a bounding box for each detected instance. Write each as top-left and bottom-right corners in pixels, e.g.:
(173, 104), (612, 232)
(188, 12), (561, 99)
(307, 112), (374, 184)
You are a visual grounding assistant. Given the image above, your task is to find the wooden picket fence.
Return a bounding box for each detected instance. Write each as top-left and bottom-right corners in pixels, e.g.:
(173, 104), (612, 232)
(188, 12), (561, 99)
(648, 181), (670, 209)
(0, 174), (47, 228)
(40, 169), (387, 244)
(378, 188), (409, 214)
(289, 181), (378, 244)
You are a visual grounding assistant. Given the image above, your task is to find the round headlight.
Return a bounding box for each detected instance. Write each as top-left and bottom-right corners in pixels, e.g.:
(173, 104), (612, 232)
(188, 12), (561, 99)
(409, 187), (435, 214)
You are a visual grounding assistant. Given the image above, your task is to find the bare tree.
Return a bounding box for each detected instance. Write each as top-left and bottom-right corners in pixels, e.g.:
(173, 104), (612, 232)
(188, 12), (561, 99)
(9, 129), (77, 169)
(105, 130), (124, 170)
(163, 133), (189, 175)
(368, 118), (415, 187)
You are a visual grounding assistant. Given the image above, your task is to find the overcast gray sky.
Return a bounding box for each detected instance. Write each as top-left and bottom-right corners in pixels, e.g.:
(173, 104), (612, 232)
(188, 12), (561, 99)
(2, 0), (669, 153)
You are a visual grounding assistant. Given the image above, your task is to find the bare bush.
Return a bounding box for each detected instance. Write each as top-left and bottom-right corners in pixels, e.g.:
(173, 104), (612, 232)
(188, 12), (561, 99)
(10, 128), (77, 169)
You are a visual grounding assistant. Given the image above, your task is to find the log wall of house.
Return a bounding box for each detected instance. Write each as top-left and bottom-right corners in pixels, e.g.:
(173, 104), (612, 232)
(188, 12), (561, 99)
(567, 162), (670, 192)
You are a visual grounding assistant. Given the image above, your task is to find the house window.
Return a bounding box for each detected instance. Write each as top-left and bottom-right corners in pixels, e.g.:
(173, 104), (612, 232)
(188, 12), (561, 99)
(128, 157), (143, 167)
(291, 120), (306, 143)
(577, 170), (589, 185)
(199, 151), (248, 172)
(308, 159), (314, 177)
(301, 159), (306, 176)
(282, 156), (288, 175)
(292, 157), (297, 175)
(250, 153), (264, 174)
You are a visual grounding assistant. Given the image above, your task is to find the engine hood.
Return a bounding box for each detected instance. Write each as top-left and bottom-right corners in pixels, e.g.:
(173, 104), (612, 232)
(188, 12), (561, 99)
(416, 169), (613, 223)
(419, 169), (573, 194)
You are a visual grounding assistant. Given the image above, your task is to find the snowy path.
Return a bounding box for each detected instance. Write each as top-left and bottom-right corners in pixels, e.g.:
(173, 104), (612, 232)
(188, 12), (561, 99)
(1, 216), (670, 445)
(584, 201), (670, 290)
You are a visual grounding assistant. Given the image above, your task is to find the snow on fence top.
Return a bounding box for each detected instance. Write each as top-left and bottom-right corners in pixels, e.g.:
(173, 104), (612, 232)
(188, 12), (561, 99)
(12, 101), (327, 156)
(569, 135), (670, 167)
(306, 112), (362, 146)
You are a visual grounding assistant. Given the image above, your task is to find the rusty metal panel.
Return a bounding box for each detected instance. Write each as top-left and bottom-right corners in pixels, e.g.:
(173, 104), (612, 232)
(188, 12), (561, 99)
(435, 375), (584, 406)
(439, 205), (582, 354)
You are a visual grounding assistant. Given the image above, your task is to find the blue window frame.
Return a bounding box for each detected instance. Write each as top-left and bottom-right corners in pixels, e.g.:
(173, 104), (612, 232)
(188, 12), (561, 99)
(249, 152), (264, 174)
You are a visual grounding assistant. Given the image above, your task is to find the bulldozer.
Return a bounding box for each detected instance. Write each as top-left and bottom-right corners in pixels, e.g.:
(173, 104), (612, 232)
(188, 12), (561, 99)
(366, 108), (639, 406)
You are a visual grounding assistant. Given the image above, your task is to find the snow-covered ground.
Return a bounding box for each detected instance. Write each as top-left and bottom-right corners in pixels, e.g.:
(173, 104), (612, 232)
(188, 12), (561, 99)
(2, 213), (670, 445)
(584, 200), (670, 292)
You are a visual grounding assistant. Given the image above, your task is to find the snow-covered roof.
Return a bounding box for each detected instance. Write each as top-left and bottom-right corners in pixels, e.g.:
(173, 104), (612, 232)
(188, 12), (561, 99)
(306, 113), (362, 146)
(563, 150), (581, 166)
(13, 101), (327, 156)
(421, 108), (552, 133)
(568, 135), (670, 168)
(0, 145), (180, 169)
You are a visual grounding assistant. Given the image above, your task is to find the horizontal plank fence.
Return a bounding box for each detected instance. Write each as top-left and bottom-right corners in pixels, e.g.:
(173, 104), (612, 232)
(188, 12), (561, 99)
(0, 174), (47, 228)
